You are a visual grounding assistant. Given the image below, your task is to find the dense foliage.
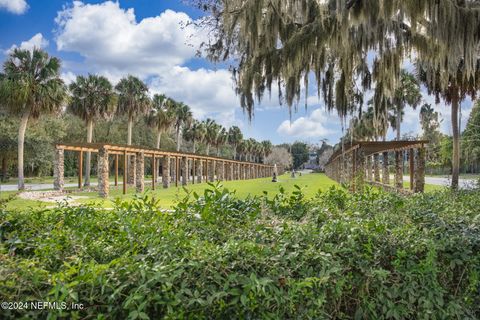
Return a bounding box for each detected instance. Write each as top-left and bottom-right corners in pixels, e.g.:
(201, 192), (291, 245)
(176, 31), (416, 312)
(1, 184), (479, 319)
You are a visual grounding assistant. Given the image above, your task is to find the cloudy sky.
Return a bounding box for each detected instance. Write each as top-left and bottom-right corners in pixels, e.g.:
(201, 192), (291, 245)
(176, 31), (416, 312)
(0, 0), (473, 145)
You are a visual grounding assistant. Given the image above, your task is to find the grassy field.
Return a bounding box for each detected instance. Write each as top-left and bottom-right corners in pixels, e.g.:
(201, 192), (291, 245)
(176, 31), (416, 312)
(1, 173), (447, 211)
(72, 173), (338, 208)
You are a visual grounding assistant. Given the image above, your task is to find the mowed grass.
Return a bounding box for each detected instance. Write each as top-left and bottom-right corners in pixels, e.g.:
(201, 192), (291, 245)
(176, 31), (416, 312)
(1, 173), (445, 210)
(71, 173), (338, 209)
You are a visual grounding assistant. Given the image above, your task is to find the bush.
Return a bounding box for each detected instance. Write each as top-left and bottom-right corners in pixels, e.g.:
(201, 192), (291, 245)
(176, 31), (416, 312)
(0, 184), (479, 319)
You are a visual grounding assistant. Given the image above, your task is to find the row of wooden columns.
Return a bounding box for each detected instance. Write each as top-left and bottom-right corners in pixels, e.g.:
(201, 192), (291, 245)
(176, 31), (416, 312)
(325, 146), (426, 193)
(54, 146), (275, 198)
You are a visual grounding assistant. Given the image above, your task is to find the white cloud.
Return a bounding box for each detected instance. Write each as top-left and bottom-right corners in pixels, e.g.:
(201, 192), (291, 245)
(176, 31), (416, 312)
(0, 0), (28, 14)
(6, 33), (48, 54)
(277, 108), (337, 138)
(55, 1), (204, 77)
(149, 66), (240, 127)
(60, 71), (77, 85)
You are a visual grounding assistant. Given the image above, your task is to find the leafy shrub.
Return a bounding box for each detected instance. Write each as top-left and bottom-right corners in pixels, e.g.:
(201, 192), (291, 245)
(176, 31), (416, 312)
(0, 184), (479, 319)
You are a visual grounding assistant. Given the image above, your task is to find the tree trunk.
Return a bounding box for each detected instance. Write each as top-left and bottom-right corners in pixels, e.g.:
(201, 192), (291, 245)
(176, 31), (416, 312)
(176, 127), (181, 152)
(84, 119), (94, 186)
(206, 144), (210, 155)
(451, 96), (460, 189)
(193, 140), (196, 154)
(216, 146), (220, 157)
(156, 131), (162, 149)
(396, 103), (402, 141)
(17, 108), (30, 190)
(233, 145), (237, 160)
(127, 117), (133, 145)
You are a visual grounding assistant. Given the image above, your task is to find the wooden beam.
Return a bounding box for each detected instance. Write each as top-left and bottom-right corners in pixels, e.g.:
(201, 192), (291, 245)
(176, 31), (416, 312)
(114, 154), (119, 187)
(409, 148), (414, 190)
(123, 150), (127, 195)
(152, 155), (156, 190)
(78, 151), (83, 189)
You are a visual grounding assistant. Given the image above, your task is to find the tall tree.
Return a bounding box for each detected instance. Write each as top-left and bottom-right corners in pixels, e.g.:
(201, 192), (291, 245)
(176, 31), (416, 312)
(462, 100), (480, 172)
(261, 140), (273, 163)
(228, 126), (243, 160)
(68, 74), (116, 186)
(214, 127), (228, 156)
(204, 118), (220, 155)
(147, 94), (175, 149)
(196, 0), (480, 188)
(419, 103), (442, 163)
(0, 48), (66, 190)
(115, 75), (150, 146)
(390, 70), (422, 140)
(172, 101), (192, 152)
(291, 141), (309, 170)
(183, 120), (206, 154)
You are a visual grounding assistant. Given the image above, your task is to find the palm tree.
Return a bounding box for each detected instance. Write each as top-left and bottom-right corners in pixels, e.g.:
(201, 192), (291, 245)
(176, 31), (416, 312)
(183, 120), (206, 154)
(172, 101), (192, 152)
(246, 138), (257, 162)
(261, 140), (273, 163)
(228, 126), (243, 160)
(204, 118), (220, 155)
(391, 70), (422, 140)
(0, 48), (66, 190)
(115, 75), (150, 146)
(68, 74), (116, 186)
(237, 140), (247, 161)
(214, 127), (228, 156)
(147, 94), (175, 149)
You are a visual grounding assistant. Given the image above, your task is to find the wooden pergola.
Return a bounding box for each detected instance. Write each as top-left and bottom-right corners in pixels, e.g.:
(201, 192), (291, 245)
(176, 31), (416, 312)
(324, 140), (427, 193)
(53, 143), (277, 198)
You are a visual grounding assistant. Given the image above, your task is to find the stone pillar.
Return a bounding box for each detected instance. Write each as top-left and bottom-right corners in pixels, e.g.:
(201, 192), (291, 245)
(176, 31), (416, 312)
(414, 148), (426, 193)
(128, 154), (136, 185)
(162, 156), (170, 188)
(135, 152), (145, 193)
(98, 147), (109, 198)
(197, 160), (203, 183)
(209, 160), (215, 182)
(182, 157), (189, 186)
(220, 161), (225, 180)
(53, 147), (64, 191)
(382, 152), (390, 185)
(373, 154), (381, 182)
(366, 156), (372, 181)
(231, 163), (235, 180)
(171, 158), (177, 185)
(354, 148), (365, 191)
(394, 150), (403, 189)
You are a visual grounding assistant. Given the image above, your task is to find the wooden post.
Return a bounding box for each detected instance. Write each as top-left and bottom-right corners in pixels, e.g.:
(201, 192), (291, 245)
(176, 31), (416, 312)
(78, 150), (83, 189)
(114, 154), (119, 187)
(409, 148), (414, 191)
(152, 155), (156, 190)
(123, 151), (127, 194)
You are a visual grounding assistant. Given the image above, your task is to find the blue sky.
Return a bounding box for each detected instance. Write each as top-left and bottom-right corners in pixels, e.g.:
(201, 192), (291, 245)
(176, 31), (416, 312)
(0, 0), (473, 146)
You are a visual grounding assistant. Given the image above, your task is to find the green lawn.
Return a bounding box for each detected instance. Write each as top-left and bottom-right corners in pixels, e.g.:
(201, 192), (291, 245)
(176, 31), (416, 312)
(1, 173), (445, 210)
(72, 173), (338, 209)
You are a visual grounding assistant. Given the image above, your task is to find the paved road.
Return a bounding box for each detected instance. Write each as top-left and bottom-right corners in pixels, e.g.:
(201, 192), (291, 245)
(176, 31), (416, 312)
(405, 176), (477, 189)
(1, 175), (477, 192)
(0, 181), (121, 192)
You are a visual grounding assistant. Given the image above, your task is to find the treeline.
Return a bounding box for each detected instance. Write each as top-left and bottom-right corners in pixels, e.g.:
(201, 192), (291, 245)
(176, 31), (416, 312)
(0, 48), (273, 187)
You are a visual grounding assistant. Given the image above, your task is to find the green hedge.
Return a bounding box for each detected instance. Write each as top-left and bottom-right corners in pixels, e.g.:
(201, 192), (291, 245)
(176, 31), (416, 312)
(0, 185), (479, 319)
